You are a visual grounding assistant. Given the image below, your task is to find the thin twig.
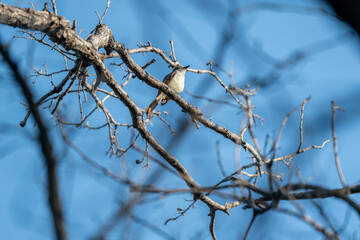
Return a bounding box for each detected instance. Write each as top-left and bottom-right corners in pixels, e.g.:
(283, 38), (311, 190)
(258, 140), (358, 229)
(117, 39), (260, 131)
(59, 122), (129, 185)
(164, 201), (197, 225)
(100, 0), (111, 23)
(186, 91), (241, 109)
(277, 208), (340, 240)
(298, 97), (309, 152)
(331, 101), (346, 187)
(51, 62), (83, 114)
(209, 209), (217, 240)
(216, 141), (227, 177)
(131, 214), (176, 240)
(50, 0), (57, 15)
(271, 97), (310, 157)
(170, 40), (177, 62)
(245, 96), (262, 176)
(243, 211), (257, 240)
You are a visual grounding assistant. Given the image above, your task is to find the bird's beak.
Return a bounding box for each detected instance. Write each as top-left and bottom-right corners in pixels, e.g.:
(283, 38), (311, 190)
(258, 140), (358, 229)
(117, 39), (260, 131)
(184, 65), (190, 68)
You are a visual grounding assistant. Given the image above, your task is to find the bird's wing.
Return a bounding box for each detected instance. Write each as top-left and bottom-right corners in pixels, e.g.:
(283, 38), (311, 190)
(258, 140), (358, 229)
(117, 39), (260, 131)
(154, 70), (175, 98)
(163, 70), (175, 85)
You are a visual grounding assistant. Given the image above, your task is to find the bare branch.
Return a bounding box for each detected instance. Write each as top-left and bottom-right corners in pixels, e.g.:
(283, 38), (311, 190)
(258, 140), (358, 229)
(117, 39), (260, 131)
(1, 3), (358, 239)
(0, 38), (67, 240)
(209, 209), (217, 240)
(243, 212), (257, 240)
(277, 208), (340, 240)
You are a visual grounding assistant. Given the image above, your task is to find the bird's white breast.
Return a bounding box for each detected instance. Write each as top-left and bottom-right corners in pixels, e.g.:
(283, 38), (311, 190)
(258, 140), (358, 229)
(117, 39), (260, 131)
(168, 71), (185, 93)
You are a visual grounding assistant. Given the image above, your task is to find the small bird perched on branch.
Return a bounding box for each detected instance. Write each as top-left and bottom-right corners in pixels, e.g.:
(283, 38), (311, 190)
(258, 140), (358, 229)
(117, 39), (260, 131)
(145, 65), (189, 116)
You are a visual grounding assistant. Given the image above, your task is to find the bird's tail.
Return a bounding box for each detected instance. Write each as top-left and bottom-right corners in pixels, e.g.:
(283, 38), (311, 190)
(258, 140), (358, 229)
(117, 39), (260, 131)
(145, 97), (160, 116)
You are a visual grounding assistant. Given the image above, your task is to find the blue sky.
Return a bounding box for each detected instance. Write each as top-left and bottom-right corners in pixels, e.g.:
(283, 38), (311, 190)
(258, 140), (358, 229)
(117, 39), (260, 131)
(0, 0), (360, 239)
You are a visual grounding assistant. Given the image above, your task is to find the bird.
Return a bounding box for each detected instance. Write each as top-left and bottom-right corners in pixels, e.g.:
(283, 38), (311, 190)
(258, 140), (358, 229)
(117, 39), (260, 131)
(145, 65), (189, 116)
